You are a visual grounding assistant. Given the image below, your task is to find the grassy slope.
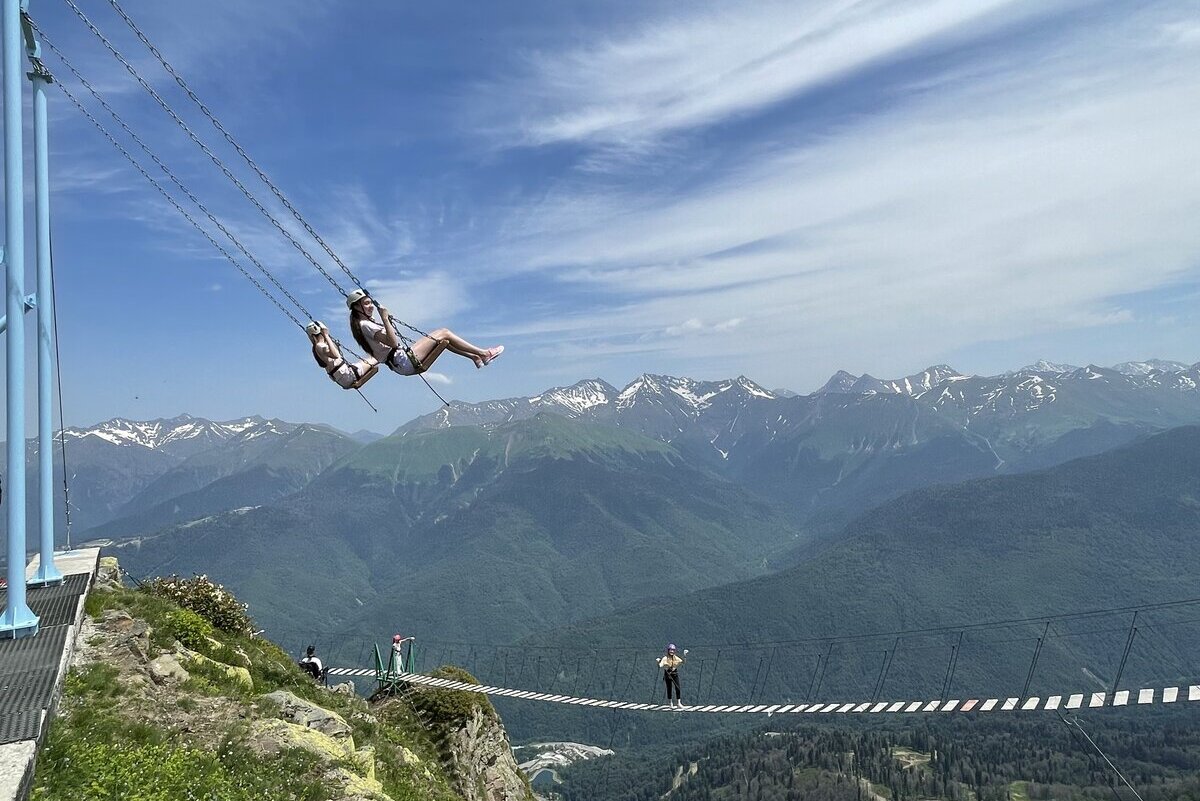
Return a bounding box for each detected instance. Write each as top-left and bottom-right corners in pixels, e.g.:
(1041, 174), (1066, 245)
(33, 583), (501, 801)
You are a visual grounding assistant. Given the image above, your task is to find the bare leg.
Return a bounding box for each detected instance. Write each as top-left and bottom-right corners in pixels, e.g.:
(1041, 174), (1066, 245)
(409, 336), (453, 371)
(427, 328), (488, 358)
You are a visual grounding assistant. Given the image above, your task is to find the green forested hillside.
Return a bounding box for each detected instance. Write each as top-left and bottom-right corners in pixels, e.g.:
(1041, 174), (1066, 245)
(116, 415), (800, 647)
(555, 712), (1200, 801)
(498, 426), (1200, 742)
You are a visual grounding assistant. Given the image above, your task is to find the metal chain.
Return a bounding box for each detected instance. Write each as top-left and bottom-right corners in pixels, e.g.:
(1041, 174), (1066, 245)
(50, 76), (380, 411)
(103, 0), (365, 293)
(51, 78), (305, 328)
(66, 0), (432, 341)
(35, 24), (317, 325)
(59, 0), (346, 295)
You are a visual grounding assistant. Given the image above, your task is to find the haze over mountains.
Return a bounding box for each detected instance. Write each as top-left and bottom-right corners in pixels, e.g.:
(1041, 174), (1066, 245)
(54, 357), (1188, 651)
(6, 358), (1197, 693)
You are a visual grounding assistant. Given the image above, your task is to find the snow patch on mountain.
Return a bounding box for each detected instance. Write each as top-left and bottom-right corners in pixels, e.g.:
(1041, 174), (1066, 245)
(1112, 359), (1190, 375)
(617, 374), (774, 412)
(1019, 360), (1081, 374)
(61, 415), (267, 450)
(531, 379), (617, 415)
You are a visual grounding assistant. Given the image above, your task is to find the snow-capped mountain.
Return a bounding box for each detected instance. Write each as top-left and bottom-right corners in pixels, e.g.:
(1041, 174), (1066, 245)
(1112, 359), (1192, 376)
(814, 365), (968, 396)
(4, 415), (358, 539)
(398, 379), (620, 433)
(880, 365), (968, 395)
(816, 370), (860, 394)
(60, 414), (268, 457)
(1019, 360), (1081, 374)
(399, 375), (774, 436)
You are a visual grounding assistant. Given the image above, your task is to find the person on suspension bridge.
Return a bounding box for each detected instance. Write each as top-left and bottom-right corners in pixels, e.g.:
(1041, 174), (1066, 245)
(306, 321), (380, 389)
(657, 643), (688, 708)
(346, 289), (503, 376)
(392, 633), (416, 672)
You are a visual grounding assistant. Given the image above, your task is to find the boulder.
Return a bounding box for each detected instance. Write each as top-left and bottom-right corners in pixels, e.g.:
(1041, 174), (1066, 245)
(322, 765), (391, 801)
(353, 745), (377, 782)
(204, 635), (252, 668)
(262, 690), (353, 740)
(249, 719), (356, 762)
(96, 556), (122, 589)
(178, 647), (253, 691)
(101, 610), (134, 633)
(147, 653), (190, 685)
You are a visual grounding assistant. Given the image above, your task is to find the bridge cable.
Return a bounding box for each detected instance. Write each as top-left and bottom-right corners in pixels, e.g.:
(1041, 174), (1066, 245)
(1057, 712), (1144, 801)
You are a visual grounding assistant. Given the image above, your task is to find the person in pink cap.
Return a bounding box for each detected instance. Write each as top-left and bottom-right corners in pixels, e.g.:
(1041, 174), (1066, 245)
(392, 633), (416, 672)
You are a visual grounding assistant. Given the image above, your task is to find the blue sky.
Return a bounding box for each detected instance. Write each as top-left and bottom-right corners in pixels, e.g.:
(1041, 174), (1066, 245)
(3, 0), (1199, 433)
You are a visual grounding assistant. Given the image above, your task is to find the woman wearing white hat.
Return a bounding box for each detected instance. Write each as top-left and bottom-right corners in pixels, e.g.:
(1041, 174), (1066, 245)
(306, 320), (379, 389)
(345, 288), (502, 376)
(657, 643), (688, 708)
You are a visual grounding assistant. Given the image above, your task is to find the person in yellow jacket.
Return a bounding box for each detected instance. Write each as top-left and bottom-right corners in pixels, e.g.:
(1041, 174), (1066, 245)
(656, 643), (688, 708)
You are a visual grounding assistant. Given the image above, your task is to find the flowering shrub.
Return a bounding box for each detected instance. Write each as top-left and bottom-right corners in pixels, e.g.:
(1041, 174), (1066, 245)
(142, 575), (254, 636)
(165, 608), (213, 651)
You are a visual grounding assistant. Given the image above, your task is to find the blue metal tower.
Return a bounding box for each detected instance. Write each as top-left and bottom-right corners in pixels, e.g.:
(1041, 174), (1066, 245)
(1, 0), (63, 640)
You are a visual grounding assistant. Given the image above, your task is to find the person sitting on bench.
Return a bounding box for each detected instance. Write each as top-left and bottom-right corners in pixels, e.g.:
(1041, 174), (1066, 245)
(299, 644), (326, 683)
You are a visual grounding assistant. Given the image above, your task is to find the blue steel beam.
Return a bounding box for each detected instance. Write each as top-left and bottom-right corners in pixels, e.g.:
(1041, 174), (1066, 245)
(28, 30), (61, 586)
(0, 0), (38, 638)
(0, 291), (36, 333)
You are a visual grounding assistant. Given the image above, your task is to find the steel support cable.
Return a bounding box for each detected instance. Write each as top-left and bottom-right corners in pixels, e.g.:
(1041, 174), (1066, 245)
(51, 79), (301, 327)
(69, 0), (433, 341)
(1058, 713), (1145, 801)
(104, 0), (370, 294)
(47, 221), (74, 550)
(681, 596), (1200, 650)
(35, 24), (380, 410)
(86, 0), (453, 411)
(57, 0), (354, 296)
(46, 70), (379, 412)
(35, 26), (315, 325)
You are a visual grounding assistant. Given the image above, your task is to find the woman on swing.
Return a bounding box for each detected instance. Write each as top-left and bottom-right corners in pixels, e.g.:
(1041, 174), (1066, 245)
(345, 288), (503, 375)
(306, 320), (379, 390)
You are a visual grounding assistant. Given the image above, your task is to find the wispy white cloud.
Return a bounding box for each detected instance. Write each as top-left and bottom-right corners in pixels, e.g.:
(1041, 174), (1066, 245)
(475, 2), (1200, 386)
(477, 0), (1046, 151)
(422, 371), (453, 386)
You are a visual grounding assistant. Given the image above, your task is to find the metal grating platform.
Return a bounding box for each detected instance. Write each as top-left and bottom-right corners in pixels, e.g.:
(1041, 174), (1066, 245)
(0, 711), (42, 744)
(0, 571), (89, 745)
(0, 669), (60, 717)
(29, 591), (83, 628)
(0, 571), (89, 613)
(0, 626), (68, 677)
